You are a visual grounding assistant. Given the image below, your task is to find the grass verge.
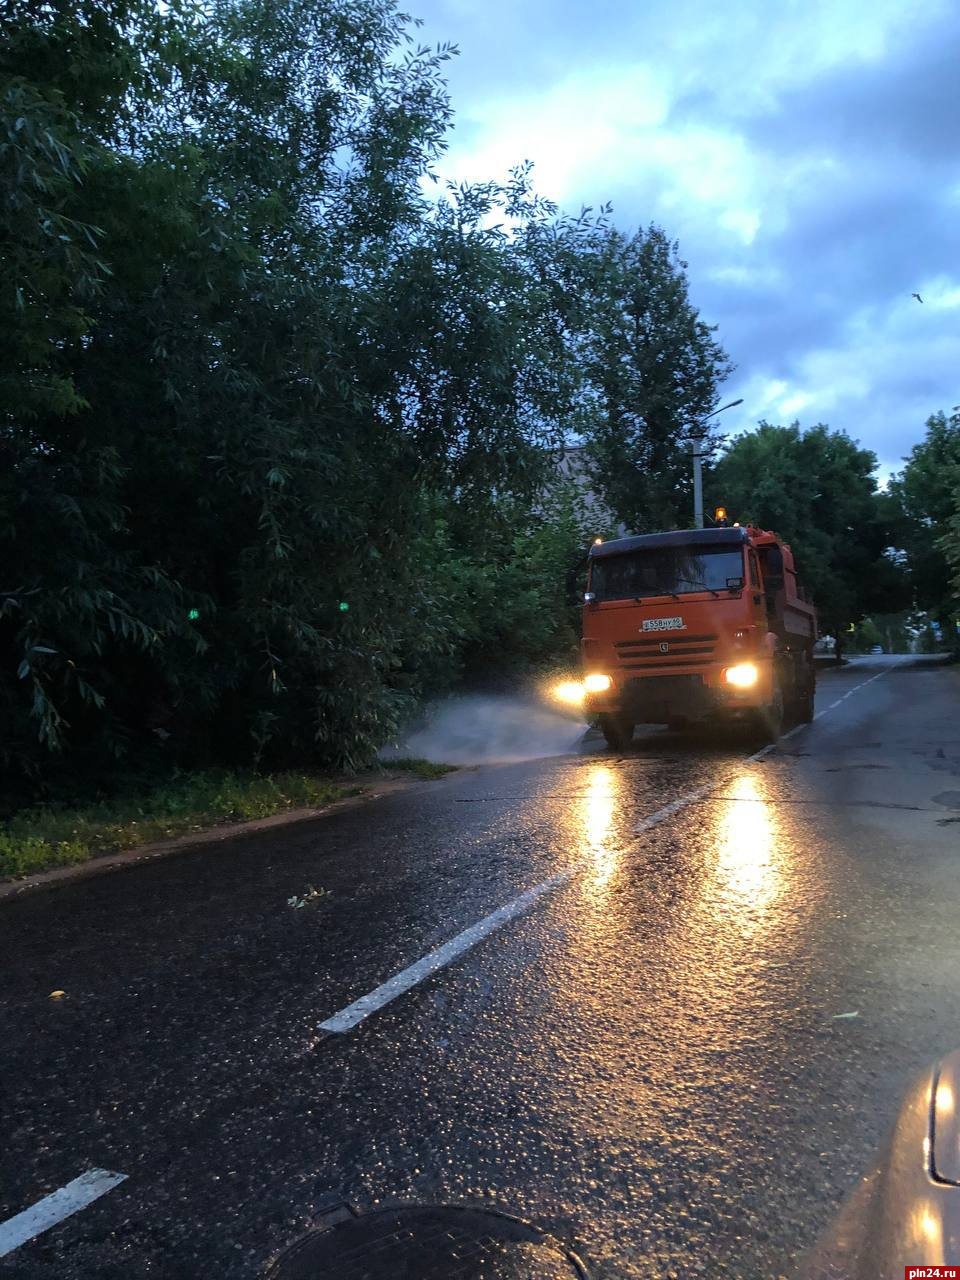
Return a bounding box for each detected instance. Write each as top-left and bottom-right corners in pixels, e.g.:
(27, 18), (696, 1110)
(0, 770), (363, 880)
(0, 758), (456, 881)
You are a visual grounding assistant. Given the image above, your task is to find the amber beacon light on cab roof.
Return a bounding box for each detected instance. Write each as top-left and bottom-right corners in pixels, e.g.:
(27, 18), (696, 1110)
(581, 519), (818, 749)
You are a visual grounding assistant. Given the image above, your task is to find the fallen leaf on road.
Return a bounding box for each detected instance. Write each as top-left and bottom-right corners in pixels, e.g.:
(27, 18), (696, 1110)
(49, 990), (66, 999)
(831, 1011), (860, 1020)
(287, 885), (329, 910)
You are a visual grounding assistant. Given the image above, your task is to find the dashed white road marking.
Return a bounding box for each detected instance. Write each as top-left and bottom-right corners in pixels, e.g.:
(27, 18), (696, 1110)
(319, 873), (570, 1032)
(633, 788), (714, 831)
(319, 664), (897, 1033)
(814, 665), (893, 720)
(0, 1169), (127, 1258)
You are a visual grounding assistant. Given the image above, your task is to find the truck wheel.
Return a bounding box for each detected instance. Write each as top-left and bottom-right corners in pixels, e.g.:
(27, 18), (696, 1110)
(788, 667), (816, 725)
(753, 681), (784, 744)
(598, 713), (634, 750)
(796, 686), (815, 723)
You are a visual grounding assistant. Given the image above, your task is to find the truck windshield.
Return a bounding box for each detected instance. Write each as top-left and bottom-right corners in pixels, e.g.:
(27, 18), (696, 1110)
(590, 545), (746, 601)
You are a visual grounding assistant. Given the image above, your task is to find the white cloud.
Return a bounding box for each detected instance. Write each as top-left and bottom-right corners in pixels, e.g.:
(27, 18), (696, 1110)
(439, 75), (774, 255)
(779, 392), (814, 416)
(706, 263), (785, 289)
(719, 208), (761, 245)
(439, 64), (670, 199)
(919, 278), (960, 311)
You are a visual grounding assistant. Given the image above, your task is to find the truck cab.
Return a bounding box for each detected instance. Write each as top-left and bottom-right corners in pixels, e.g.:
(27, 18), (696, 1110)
(581, 525), (817, 748)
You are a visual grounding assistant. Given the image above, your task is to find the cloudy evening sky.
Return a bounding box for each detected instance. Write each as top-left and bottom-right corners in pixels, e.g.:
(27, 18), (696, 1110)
(410, 0), (960, 478)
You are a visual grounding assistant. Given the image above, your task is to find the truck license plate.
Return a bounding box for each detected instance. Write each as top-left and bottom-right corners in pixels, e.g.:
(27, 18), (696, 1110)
(642, 616), (685, 632)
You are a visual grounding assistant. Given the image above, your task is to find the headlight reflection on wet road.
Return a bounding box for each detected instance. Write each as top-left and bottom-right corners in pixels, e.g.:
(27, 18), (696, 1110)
(580, 765), (619, 890)
(710, 772), (782, 934)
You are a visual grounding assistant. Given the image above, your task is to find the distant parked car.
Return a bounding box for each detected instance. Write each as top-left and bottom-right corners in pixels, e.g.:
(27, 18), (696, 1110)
(870, 644), (884, 654)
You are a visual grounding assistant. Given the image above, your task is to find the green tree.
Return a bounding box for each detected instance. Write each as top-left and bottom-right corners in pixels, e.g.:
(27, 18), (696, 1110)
(941, 514), (960, 630)
(0, 0), (194, 777)
(888, 410), (960, 630)
(574, 225), (733, 533)
(710, 422), (909, 655)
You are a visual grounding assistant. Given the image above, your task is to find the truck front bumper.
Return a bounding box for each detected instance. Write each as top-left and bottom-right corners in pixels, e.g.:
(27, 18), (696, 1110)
(584, 666), (772, 725)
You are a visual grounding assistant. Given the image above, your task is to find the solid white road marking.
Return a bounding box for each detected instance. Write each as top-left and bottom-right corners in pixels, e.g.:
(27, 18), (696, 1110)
(0, 1169), (127, 1259)
(319, 663), (897, 1032)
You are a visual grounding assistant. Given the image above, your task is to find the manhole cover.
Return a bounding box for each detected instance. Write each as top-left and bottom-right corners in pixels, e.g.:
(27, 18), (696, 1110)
(266, 1203), (590, 1279)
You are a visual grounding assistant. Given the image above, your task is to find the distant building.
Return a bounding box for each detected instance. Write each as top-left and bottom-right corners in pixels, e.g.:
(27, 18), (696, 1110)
(555, 446), (629, 538)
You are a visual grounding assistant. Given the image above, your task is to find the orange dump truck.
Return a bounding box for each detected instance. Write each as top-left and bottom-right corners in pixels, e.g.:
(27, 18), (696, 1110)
(581, 525), (817, 748)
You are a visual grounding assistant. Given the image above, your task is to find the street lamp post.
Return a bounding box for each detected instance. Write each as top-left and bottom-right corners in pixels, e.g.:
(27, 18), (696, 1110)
(690, 398), (744, 528)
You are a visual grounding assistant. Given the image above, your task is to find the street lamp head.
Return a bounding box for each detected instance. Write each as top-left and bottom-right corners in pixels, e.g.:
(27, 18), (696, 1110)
(689, 397), (745, 438)
(703, 397), (743, 422)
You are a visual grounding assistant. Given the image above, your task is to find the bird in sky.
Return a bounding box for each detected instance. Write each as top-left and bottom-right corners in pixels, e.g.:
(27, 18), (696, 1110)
(912, 292), (924, 303)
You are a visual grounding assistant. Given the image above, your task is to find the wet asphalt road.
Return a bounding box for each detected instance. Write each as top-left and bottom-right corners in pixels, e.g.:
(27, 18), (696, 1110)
(1, 655), (959, 1279)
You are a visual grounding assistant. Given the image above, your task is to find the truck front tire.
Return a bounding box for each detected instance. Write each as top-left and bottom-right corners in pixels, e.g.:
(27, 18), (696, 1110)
(598, 713), (634, 750)
(794, 686), (815, 724)
(788, 662), (816, 725)
(753, 679), (784, 744)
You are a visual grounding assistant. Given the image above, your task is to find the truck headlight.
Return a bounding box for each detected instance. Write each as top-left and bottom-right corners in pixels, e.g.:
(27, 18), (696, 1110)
(583, 673), (612, 693)
(724, 662), (759, 689)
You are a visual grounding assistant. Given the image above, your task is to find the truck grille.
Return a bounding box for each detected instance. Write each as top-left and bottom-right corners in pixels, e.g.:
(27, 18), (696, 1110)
(614, 633), (718, 671)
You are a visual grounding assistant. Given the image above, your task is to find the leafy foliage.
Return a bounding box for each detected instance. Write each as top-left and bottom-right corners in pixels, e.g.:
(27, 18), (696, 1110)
(888, 410), (960, 622)
(574, 226), (733, 533)
(709, 422), (910, 644)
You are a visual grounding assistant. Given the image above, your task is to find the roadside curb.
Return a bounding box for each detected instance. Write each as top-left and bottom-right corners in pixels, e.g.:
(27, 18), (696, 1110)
(0, 772), (454, 904)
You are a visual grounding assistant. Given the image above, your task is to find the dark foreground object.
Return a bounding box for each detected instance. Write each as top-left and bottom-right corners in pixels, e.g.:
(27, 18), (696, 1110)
(802, 1047), (960, 1278)
(265, 1204), (589, 1279)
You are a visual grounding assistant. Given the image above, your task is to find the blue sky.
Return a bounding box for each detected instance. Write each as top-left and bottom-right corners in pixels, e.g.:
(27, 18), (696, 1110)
(409, 0), (960, 477)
